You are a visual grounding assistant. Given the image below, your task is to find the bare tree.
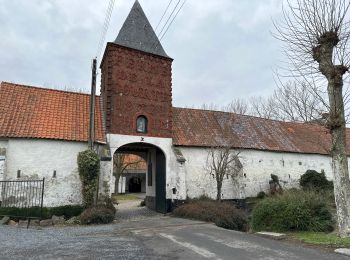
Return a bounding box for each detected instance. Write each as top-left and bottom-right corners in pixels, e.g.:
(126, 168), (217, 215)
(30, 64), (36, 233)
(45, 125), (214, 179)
(205, 146), (242, 202)
(204, 112), (244, 202)
(275, 0), (350, 237)
(273, 81), (327, 122)
(250, 96), (277, 119)
(200, 103), (219, 111)
(249, 81), (327, 122)
(113, 153), (143, 194)
(223, 98), (249, 114)
(200, 98), (248, 114)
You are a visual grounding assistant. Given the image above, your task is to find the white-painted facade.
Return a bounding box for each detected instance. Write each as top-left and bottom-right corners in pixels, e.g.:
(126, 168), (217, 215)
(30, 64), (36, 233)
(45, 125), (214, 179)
(179, 147), (334, 200)
(102, 134), (336, 203)
(0, 135), (338, 207)
(0, 138), (88, 207)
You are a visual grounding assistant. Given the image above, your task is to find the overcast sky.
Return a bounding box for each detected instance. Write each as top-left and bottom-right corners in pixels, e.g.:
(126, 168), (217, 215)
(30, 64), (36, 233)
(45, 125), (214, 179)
(0, 0), (284, 108)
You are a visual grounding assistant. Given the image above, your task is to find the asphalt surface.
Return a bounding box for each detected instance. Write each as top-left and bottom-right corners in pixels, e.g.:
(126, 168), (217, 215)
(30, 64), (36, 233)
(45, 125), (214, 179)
(0, 216), (347, 260)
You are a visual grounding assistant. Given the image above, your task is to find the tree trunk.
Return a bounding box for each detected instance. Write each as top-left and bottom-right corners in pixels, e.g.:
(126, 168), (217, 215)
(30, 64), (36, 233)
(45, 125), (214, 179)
(216, 181), (222, 202)
(114, 176), (119, 194)
(328, 76), (350, 237)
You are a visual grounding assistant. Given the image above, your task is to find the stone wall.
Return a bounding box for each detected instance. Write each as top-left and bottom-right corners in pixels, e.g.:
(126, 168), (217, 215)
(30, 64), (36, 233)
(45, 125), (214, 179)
(0, 140), (8, 181)
(3, 138), (88, 207)
(179, 147), (334, 199)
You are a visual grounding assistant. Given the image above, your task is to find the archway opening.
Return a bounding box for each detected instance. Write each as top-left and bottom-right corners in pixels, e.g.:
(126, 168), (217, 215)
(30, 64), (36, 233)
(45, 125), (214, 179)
(113, 153), (146, 195)
(113, 142), (167, 213)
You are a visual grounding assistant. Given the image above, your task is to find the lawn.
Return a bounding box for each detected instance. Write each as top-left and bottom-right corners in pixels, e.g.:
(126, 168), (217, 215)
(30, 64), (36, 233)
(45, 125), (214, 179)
(112, 194), (139, 202)
(290, 232), (350, 248)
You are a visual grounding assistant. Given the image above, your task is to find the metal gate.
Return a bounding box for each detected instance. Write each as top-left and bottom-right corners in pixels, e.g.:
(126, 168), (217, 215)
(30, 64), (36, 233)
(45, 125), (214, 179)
(0, 179), (45, 222)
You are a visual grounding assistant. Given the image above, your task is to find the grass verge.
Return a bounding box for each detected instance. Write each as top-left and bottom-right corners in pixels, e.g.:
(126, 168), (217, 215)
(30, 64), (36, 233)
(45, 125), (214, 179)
(112, 194), (139, 202)
(290, 232), (350, 248)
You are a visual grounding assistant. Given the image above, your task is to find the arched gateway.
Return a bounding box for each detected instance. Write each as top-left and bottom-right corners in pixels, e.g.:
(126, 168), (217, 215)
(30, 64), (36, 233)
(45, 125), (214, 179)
(114, 142), (167, 213)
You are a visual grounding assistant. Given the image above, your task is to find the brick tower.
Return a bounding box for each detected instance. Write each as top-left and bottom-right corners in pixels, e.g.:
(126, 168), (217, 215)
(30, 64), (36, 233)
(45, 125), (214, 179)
(100, 0), (173, 138)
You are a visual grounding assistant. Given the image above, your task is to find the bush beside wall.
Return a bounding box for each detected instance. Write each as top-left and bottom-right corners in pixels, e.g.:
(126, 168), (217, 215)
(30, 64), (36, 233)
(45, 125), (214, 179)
(251, 190), (334, 232)
(77, 150), (100, 208)
(80, 205), (116, 225)
(300, 170), (333, 191)
(173, 200), (248, 232)
(0, 205), (84, 219)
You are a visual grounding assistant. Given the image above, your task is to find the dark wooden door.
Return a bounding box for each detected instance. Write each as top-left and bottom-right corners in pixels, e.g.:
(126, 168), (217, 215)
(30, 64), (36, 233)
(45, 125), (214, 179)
(155, 150), (166, 213)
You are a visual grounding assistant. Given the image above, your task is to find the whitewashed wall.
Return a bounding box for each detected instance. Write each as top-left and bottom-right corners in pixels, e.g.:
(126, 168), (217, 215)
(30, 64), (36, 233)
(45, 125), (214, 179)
(179, 147), (334, 199)
(0, 158), (4, 179)
(0, 139), (8, 181)
(4, 138), (88, 206)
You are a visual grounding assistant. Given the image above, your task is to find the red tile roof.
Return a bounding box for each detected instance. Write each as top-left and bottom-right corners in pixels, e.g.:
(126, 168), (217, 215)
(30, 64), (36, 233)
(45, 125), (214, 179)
(0, 82), (105, 143)
(1, 82), (348, 155)
(172, 107), (349, 155)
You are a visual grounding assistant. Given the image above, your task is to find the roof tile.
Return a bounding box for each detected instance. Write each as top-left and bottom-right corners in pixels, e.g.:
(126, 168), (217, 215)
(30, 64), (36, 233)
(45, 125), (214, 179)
(172, 107), (348, 155)
(0, 82), (105, 143)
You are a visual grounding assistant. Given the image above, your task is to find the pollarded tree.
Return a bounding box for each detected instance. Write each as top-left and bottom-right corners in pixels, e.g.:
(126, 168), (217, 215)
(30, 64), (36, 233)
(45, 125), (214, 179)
(275, 0), (350, 237)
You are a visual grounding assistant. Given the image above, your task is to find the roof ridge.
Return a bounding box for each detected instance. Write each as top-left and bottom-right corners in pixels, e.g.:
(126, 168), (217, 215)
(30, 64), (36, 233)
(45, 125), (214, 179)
(1, 81), (99, 97)
(172, 106), (324, 127)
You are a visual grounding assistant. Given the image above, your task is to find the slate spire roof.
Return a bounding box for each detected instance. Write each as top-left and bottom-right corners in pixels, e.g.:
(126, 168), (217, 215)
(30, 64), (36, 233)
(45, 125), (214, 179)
(114, 0), (169, 58)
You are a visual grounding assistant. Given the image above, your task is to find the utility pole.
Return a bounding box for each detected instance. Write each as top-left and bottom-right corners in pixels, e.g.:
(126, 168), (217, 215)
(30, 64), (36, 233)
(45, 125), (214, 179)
(88, 58), (97, 150)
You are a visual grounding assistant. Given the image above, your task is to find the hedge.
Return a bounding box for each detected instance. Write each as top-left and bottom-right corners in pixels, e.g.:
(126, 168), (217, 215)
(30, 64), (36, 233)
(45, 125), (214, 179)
(0, 205), (84, 220)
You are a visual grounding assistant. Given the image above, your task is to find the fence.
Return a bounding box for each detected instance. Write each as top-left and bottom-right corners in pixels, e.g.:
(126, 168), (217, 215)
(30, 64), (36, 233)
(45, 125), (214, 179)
(0, 179), (45, 222)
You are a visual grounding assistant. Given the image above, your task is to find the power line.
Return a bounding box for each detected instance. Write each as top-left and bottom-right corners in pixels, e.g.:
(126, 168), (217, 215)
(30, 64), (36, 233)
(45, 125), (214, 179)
(155, 0), (173, 32)
(96, 0), (115, 61)
(159, 0), (186, 41)
(157, 0), (181, 38)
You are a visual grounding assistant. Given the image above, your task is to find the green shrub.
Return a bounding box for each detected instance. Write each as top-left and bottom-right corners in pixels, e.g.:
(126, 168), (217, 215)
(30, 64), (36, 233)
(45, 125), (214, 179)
(0, 205), (83, 220)
(49, 205), (84, 220)
(173, 200), (248, 231)
(97, 196), (116, 214)
(140, 200), (146, 207)
(195, 194), (214, 201)
(0, 207), (49, 219)
(257, 191), (266, 199)
(80, 205), (115, 225)
(77, 150), (100, 208)
(300, 170), (333, 191)
(251, 190), (334, 232)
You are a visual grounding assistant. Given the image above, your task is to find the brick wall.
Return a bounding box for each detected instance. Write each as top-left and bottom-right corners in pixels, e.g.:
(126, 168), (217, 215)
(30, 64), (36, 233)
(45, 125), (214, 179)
(100, 43), (173, 138)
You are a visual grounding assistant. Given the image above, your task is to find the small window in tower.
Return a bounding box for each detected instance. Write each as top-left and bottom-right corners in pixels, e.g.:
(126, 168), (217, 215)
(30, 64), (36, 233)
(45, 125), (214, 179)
(136, 116), (148, 133)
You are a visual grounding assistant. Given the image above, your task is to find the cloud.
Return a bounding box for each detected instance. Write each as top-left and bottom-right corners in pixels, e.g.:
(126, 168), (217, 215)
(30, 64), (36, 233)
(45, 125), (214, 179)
(0, 0), (285, 107)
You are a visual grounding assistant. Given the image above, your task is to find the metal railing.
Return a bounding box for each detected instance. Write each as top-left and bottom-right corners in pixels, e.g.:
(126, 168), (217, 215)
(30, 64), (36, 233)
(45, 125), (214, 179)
(0, 178), (45, 225)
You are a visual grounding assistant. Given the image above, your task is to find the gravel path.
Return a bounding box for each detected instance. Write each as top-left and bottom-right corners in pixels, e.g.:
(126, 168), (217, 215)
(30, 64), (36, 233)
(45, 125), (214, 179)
(115, 198), (162, 222)
(0, 223), (159, 260)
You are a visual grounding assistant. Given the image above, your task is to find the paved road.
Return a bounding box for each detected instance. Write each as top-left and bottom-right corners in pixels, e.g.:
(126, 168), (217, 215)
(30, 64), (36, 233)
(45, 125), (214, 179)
(0, 216), (346, 260)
